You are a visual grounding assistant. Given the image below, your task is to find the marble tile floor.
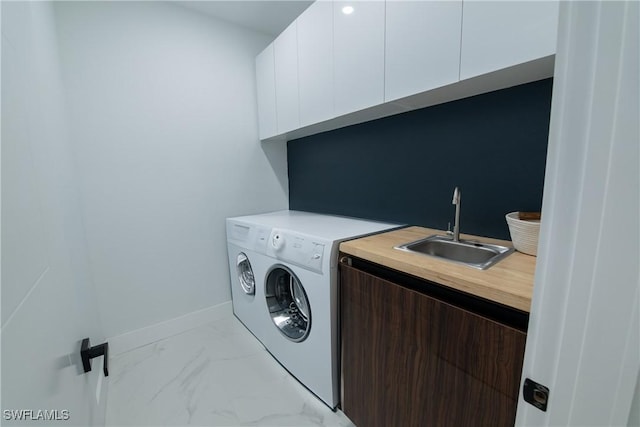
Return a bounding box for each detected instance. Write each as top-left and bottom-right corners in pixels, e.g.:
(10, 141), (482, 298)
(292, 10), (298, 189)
(106, 313), (354, 426)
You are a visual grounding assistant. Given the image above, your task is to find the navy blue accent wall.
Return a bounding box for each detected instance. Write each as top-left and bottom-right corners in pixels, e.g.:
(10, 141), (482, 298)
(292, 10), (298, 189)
(288, 78), (553, 240)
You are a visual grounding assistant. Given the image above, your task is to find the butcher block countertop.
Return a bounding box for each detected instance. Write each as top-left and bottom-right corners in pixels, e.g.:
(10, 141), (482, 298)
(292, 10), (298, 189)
(339, 226), (536, 313)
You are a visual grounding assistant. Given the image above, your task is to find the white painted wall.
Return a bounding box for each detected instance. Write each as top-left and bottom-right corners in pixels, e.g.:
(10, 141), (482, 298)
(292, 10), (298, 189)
(53, 2), (288, 339)
(1, 1), (107, 424)
(630, 372), (640, 426)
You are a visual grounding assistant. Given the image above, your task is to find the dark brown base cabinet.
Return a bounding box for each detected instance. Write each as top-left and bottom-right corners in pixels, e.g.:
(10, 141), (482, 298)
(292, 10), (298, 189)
(340, 257), (527, 427)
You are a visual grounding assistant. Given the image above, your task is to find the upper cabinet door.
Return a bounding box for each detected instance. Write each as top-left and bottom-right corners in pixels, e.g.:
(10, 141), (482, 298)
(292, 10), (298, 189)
(333, 1), (385, 116)
(385, 0), (463, 102)
(274, 21), (300, 133)
(255, 45), (277, 140)
(460, 1), (559, 80)
(297, 1), (334, 127)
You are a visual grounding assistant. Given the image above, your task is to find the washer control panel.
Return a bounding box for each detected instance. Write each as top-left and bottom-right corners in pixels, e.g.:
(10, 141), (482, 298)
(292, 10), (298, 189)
(268, 229), (325, 274)
(227, 221), (271, 254)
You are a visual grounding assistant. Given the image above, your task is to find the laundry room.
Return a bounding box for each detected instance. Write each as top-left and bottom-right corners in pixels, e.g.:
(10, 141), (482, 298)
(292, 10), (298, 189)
(2, 1), (638, 427)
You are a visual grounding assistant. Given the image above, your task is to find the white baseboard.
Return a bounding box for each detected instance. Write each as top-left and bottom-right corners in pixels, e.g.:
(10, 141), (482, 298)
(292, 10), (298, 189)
(108, 301), (232, 356)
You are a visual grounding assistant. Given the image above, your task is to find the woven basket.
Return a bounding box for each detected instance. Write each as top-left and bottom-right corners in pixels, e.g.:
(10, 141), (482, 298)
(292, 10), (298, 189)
(505, 212), (540, 256)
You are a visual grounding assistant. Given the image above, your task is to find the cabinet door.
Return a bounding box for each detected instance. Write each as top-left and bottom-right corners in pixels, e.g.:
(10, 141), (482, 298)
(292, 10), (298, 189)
(333, 1), (385, 116)
(460, 0), (559, 80)
(341, 262), (526, 427)
(385, 0), (462, 102)
(274, 21), (300, 133)
(297, 0), (334, 127)
(255, 44), (277, 140)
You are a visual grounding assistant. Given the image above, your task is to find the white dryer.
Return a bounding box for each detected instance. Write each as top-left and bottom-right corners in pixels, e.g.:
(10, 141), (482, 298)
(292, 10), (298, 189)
(226, 211), (399, 408)
(226, 218), (273, 341)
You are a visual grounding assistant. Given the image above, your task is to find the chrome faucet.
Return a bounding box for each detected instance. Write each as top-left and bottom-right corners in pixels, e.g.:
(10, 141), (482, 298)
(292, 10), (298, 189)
(451, 187), (461, 242)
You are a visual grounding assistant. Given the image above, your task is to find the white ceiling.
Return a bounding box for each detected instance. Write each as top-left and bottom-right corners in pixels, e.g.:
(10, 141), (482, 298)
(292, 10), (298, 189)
(178, 1), (314, 37)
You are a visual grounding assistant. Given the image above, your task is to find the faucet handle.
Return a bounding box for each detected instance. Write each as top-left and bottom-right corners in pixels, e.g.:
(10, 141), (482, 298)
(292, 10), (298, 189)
(446, 222), (453, 236)
(452, 187), (461, 204)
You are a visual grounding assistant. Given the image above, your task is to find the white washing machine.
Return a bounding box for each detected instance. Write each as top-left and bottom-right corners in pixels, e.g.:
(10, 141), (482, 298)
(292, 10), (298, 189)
(226, 210), (400, 408)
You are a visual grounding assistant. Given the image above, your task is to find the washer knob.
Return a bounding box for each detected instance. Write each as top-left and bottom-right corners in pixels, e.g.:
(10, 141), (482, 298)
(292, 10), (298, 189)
(271, 233), (285, 251)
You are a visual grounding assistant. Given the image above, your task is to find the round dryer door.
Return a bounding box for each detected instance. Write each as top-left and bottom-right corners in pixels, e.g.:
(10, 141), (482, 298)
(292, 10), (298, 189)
(265, 265), (311, 342)
(236, 253), (255, 295)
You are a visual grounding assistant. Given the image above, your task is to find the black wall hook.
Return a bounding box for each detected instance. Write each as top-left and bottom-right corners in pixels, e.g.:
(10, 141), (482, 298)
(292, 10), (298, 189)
(81, 338), (109, 377)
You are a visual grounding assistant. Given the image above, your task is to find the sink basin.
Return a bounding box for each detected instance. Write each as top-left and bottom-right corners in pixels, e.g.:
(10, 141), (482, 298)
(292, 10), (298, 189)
(395, 234), (514, 270)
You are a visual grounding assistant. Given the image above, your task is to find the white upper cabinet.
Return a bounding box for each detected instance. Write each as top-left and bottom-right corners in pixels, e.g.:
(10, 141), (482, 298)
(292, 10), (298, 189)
(297, 1), (334, 127)
(385, 0), (463, 102)
(256, 0), (558, 141)
(333, 1), (385, 116)
(274, 21), (300, 133)
(460, 1), (559, 80)
(255, 45), (277, 140)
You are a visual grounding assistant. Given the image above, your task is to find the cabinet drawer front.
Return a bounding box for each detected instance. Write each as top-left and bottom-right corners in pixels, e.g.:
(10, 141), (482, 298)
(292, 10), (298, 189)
(341, 263), (526, 427)
(255, 45), (277, 139)
(297, 0), (334, 126)
(333, 0), (385, 116)
(274, 21), (300, 133)
(385, 0), (462, 102)
(460, 1), (559, 80)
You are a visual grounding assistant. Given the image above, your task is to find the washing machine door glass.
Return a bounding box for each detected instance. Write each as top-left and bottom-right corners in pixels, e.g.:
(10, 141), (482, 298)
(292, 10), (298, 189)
(265, 265), (311, 342)
(236, 253), (255, 295)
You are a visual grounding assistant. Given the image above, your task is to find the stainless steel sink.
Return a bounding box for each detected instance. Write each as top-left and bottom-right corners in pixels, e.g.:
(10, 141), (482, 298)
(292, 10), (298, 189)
(395, 234), (514, 270)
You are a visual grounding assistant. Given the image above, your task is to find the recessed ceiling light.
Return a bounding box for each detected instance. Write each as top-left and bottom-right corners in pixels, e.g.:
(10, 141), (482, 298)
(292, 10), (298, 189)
(342, 6), (354, 15)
